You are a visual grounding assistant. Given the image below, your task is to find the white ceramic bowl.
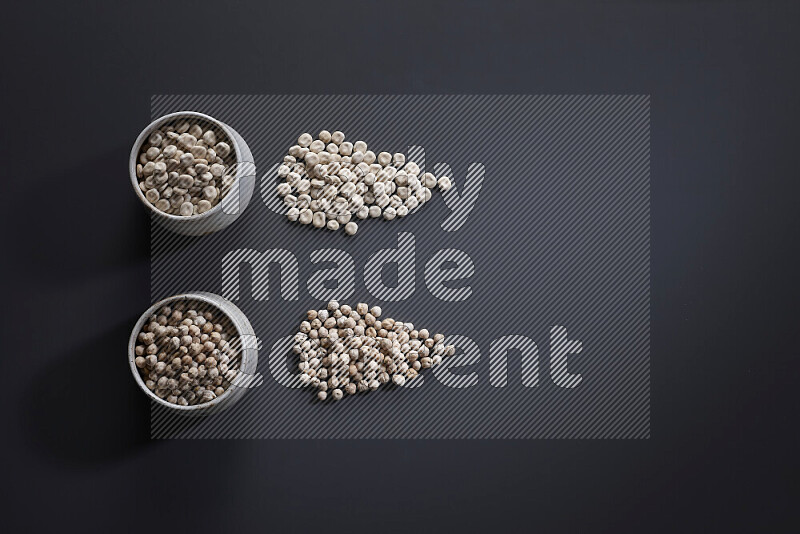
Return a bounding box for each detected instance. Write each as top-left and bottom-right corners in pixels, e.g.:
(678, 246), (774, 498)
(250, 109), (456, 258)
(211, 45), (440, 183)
(128, 292), (258, 414)
(129, 111), (256, 236)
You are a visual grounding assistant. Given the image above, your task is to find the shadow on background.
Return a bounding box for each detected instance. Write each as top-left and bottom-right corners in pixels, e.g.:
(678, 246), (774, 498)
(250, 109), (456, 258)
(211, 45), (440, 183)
(9, 148), (151, 285)
(18, 318), (156, 467)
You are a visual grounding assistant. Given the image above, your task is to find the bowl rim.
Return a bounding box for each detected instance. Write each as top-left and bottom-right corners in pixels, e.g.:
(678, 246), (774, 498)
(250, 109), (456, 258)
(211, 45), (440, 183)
(128, 292), (250, 411)
(128, 111), (243, 222)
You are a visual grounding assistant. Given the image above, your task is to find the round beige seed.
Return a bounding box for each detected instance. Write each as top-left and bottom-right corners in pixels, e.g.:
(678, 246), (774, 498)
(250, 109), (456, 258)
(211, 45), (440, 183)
(298, 133), (313, 147)
(298, 209), (313, 224)
(312, 211), (326, 228)
(215, 142), (231, 158)
(203, 186), (218, 200)
(377, 152), (392, 166)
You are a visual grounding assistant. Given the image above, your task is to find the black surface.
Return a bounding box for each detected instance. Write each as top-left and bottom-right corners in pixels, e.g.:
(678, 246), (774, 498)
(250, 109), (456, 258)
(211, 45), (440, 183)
(2, 1), (798, 532)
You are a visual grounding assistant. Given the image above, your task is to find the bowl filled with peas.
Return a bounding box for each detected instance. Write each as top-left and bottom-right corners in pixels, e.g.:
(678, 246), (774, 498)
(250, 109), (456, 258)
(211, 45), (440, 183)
(129, 111), (256, 236)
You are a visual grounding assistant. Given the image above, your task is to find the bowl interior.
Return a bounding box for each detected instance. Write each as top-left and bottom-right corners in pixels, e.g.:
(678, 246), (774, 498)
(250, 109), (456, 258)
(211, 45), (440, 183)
(128, 293), (248, 411)
(128, 111), (243, 221)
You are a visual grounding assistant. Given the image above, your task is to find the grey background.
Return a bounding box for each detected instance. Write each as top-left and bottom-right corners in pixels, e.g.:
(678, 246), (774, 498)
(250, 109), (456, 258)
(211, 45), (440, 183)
(2, 0), (797, 532)
(149, 95), (650, 439)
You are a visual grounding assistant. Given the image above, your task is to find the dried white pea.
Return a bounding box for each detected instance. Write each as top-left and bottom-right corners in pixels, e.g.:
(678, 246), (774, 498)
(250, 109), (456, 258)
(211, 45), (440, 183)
(188, 124), (203, 138)
(298, 133), (313, 147)
(178, 133), (197, 149)
(319, 130), (332, 143)
(163, 145), (177, 158)
(383, 206), (397, 220)
(305, 152), (320, 167)
(377, 152), (392, 166)
(287, 172), (301, 187)
(215, 142), (231, 158)
(309, 140), (325, 153)
(331, 131), (345, 144)
(404, 162), (420, 175)
(298, 208), (313, 224)
(347, 194), (364, 212)
(178, 174), (194, 188)
(344, 221), (358, 235)
(438, 176), (452, 191)
(210, 163), (225, 177)
(277, 183), (291, 197)
(190, 145), (207, 159)
(203, 186), (218, 200)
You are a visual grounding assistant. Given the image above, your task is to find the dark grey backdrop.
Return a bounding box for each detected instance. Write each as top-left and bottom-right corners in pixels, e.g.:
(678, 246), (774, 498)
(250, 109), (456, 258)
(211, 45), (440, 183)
(2, 1), (797, 532)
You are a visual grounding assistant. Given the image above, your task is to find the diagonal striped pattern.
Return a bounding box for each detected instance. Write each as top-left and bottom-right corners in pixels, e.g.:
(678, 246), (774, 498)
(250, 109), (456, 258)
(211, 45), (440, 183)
(147, 95), (650, 439)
